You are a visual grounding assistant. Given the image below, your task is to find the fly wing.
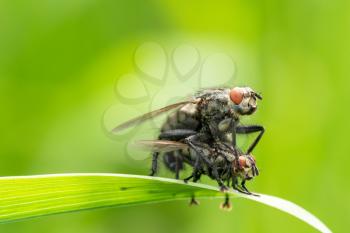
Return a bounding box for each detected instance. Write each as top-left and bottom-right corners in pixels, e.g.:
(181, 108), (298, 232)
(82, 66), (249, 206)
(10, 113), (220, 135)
(111, 99), (199, 133)
(134, 140), (188, 153)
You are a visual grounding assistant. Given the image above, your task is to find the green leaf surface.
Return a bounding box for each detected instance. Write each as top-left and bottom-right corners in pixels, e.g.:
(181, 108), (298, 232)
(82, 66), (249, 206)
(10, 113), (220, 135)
(0, 174), (331, 233)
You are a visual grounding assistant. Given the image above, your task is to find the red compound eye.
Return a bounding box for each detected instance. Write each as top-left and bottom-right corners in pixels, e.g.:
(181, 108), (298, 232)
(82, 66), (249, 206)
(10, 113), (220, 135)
(238, 156), (247, 168)
(230, 87), (244, 104)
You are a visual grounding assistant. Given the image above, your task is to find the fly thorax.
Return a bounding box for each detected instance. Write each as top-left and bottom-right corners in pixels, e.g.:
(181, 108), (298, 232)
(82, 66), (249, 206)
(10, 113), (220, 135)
(222, 150), (235, 162)
(218, 118), (233, 132)
(214, 156), (225, 164)
(206, 100), (221, 113)
(179, 102), (198, 116)
(224, 133), (233, 143)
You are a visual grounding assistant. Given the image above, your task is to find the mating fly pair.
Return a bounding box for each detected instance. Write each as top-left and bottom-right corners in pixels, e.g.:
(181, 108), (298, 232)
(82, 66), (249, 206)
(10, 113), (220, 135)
(113, 87), (264, 208)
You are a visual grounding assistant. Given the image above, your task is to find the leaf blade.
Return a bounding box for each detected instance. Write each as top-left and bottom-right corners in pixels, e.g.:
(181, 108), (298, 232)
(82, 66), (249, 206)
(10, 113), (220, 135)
(0, 174), (221, 223)
(0, 174), (331, 233)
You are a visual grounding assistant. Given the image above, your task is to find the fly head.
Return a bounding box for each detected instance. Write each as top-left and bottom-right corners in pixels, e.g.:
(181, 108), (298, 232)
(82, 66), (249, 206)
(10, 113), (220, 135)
(237, 154), (259, 180)
(229, 87), (262, 115)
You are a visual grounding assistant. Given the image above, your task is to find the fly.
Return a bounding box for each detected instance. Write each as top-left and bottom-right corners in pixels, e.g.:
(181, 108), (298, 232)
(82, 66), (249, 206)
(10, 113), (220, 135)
(113, 86), (264, 205)
(136, 139), (259, 208)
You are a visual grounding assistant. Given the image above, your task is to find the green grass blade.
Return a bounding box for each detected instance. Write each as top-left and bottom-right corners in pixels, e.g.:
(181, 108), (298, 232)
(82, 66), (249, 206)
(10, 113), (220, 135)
(0, 174), (331, 233)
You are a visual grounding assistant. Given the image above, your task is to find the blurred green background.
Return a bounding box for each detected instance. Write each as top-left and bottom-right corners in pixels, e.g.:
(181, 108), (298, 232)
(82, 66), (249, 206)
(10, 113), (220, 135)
(0, 0), (349, 232)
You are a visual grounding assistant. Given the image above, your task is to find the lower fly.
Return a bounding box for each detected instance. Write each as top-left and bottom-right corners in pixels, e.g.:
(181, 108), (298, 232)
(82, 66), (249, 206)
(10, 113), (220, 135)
(136, 139), (259, 209)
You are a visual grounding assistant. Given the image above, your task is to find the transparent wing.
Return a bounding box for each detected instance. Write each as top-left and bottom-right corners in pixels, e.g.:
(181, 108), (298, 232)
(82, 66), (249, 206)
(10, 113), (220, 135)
(235, 121), (255, 153)
(134, 140), (188, 153)
(111, 99), (199, 133)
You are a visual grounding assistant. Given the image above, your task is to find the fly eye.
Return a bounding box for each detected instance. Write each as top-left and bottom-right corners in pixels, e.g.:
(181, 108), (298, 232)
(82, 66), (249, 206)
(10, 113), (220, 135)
(238, 156), (247, 168)
(230, 87), (244, 105)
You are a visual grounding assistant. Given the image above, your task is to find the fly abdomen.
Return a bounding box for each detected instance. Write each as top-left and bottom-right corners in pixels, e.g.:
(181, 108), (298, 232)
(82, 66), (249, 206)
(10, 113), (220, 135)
(163, 151), (184, 172)
(159, 102), (200, 177)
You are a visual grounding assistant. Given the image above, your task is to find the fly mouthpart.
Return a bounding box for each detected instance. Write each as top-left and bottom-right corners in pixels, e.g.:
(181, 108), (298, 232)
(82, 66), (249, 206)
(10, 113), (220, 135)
(255, 93), (262, 100)
(253, 165), (259, 176)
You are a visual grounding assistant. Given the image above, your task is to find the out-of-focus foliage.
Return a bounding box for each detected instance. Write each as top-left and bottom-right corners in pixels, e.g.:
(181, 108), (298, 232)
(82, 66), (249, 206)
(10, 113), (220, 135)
(0, 0), (349, 232)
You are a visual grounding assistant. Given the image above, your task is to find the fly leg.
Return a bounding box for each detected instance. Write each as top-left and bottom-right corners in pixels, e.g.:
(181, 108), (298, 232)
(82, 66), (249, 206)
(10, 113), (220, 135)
(219, 166), (233, 210)
(184, 155), (202, 183)
(241, 179), (259, 196)
(236, 125), (265, 154)
(175, 157), (180, 179)
(188, 171), (203, 206)
(232, 176), (250, 195)
(220, 193), (232, 211)
(150, 152), (159, 176)
(184, 149), (203, 206)
(184, 171), (202, 183)
(183, 174), (193, 183)
(184, 174), (201, 206)
(189, 194), (200, 206)
(240, 179), (252, 194)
